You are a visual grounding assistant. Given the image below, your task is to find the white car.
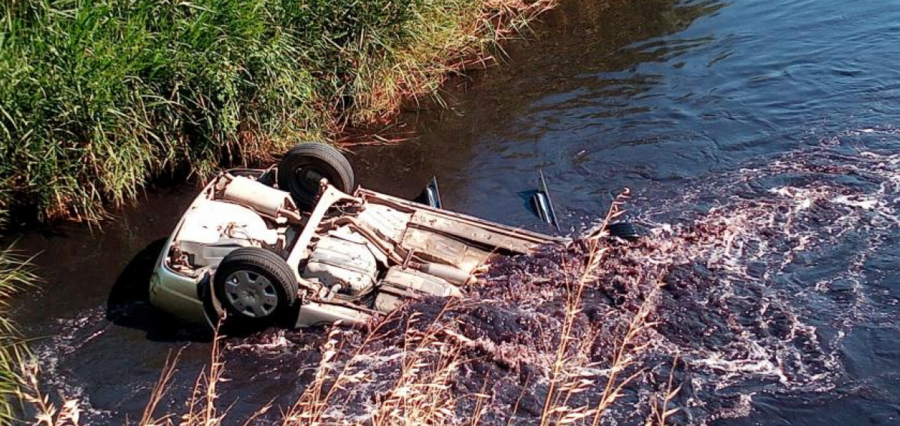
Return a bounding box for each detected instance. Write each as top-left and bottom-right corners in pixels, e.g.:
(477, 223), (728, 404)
(149, 143), (568, 329)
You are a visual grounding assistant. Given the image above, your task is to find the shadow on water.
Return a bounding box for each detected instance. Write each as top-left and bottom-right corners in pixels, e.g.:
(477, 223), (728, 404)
(104, 238), (212, 342)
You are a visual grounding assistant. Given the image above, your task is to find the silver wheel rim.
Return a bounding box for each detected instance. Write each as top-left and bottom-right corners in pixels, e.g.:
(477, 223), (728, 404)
(223, 270), (279, 318)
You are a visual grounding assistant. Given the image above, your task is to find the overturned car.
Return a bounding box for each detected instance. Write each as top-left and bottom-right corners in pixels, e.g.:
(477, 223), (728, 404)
(149, 143), (569, 329)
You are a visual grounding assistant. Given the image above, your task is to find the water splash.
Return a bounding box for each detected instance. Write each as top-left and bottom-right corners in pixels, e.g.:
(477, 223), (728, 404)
(264, 133), (900, 424)
(27, 131), (900, 425)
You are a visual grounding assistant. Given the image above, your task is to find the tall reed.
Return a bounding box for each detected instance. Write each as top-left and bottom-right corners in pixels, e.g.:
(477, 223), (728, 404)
(0, 0), (555, 222)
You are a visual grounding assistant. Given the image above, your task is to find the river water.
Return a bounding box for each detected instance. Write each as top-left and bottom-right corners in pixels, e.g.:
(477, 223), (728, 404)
(10, 0), (900, 424)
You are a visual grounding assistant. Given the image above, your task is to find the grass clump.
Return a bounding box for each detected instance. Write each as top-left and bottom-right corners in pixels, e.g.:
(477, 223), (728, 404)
(0, 244), (36, 424)
(0, 0), (553, 221)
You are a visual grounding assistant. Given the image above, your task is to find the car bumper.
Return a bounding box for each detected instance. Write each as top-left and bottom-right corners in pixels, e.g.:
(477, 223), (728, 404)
(149, 238), (207, 324)
(148, 187), (213, 325)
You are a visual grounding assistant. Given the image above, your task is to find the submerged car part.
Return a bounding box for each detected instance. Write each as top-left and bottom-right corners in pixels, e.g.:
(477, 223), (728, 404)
(532, 170), (560, 230)
(607, 221), (640, 241)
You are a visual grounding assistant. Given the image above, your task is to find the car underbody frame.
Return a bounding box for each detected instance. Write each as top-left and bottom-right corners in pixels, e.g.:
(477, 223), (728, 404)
(150, 166), (568, 329)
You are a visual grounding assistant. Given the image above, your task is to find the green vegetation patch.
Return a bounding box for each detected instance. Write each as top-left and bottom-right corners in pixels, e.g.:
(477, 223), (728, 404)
(0, 244), (34, 423)
(0, 0), (548, 221)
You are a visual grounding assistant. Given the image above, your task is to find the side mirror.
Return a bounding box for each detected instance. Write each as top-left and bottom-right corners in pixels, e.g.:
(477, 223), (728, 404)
(531, 170), (560, 230)
(415, 176), (443, 209)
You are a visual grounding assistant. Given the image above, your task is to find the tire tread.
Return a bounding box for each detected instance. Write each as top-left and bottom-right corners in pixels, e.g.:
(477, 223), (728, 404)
(607, 222), (640, 241)
(278, 142), (355, 208)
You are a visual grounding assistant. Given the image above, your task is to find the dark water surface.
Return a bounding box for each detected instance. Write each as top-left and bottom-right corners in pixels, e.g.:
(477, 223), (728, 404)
(10, 0), (900, 424)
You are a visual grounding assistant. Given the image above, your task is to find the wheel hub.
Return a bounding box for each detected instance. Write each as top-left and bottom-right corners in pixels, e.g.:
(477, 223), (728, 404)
(296, 167), (324, 193)
(223, 270), (279, 318)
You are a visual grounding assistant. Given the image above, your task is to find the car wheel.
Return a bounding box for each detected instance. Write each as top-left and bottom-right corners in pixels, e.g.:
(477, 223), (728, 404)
(607, 222), (640, 241)
(278, 142), (356, 209)
(213, 247), (298, 324)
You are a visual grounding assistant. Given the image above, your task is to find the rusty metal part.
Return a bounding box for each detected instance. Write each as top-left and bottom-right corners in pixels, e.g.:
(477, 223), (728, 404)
(400, 227), (491, 273)
(356, 188), (568, 250)
(276, 207), (303, 223)
(402, 249), (415, 269)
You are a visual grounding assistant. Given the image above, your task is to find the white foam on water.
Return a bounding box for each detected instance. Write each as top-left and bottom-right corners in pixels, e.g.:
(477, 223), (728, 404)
(32, 130), (900, 425)
(32, 306), (113, 420)
(596, 133), (900, 423)
(227, 329), (294, 352)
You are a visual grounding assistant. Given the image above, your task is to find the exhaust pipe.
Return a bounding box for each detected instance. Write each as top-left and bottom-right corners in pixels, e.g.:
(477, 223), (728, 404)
(413, 262), (473, 286)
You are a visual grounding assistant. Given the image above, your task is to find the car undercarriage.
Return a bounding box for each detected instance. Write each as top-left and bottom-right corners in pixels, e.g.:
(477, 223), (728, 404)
(150, 143), (568, 329)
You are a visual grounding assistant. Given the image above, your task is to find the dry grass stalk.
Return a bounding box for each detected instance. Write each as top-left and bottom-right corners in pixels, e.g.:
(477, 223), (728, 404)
(280, 326), (355, 425)
(19, 361), (82, 426)
(588, 284), (659, 426)
(371, 303), (462, 426)
(644, 359), (681, 426)
(280, 302), (464, 426)
(132, 320), (276, 426)
(139, 350), (182, 426)
(535, 188), (666, 426)
(132, 305), (466, 426)
(505, 377), (530, 426)
(281, 312), (399, 425)
(537, 190), (625, 426)
(468, 379), (492, 426)
(181, 325), (227, 426)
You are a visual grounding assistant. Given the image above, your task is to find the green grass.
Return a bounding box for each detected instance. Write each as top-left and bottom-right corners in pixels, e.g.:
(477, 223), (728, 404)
(0, 0), (552, 221)
(0, 243), (35, 424)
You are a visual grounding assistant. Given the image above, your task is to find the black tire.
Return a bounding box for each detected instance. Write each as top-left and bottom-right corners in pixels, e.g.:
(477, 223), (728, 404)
(278, 142), (355, 209)
(213, 247), (298, 324)
(607, 222), (640, 241)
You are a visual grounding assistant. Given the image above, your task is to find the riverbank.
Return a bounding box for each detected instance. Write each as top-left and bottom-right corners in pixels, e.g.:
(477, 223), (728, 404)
(0, 0), (553, 223)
